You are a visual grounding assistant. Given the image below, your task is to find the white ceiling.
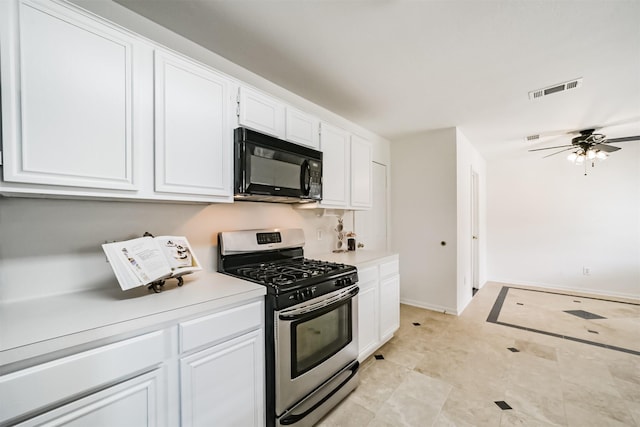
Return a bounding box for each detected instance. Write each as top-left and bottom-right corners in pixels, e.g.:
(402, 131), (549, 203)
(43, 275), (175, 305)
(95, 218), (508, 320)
(115, 0), (640, 158)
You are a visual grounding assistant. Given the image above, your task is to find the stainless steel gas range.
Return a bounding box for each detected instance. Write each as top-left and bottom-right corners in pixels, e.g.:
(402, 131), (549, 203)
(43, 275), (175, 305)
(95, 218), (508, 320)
(218, 228), (359, 427)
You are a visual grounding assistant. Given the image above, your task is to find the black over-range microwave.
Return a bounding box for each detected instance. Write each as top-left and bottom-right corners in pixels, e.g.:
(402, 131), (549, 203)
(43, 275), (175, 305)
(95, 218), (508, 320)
(234, 127), (323, 203)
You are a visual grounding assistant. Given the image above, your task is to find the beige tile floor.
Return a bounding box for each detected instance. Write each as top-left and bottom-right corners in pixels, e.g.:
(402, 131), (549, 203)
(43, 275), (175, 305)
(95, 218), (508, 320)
(317, 282), (640, 426)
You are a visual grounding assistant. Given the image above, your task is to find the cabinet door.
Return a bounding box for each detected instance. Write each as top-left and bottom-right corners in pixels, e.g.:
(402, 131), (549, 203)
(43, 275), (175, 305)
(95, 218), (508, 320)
(319, 122), (350, 208)
(17, 370), (164, 427)
(350, 135), (373, 209)
(154, 49), (232, 199)
(0, 0), (140, 190)
(238, 86), (285, 138)
(285, 107), (320, 149)
(358, 279), (379, 361)
(180, 330), (264, 427)
(379, 275), (400, 342)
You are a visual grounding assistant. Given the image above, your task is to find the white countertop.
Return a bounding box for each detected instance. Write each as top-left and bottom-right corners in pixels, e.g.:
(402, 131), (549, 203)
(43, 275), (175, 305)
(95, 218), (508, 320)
(0, 272), (265, 366)
(0, 251), (397, 367)
(308, 250), (398, 267)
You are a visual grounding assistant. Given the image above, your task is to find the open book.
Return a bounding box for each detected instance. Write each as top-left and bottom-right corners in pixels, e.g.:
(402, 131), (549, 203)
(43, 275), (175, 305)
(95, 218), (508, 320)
(102, 236), (201, 291)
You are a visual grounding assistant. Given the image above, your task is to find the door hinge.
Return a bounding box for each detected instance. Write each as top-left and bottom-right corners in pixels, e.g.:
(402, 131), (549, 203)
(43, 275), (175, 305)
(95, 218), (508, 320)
(0, 150), (3, 166)
(236, 87), (241, 117)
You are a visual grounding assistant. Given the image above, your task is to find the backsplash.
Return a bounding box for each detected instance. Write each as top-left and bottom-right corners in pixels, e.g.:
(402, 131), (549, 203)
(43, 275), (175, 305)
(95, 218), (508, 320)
(0, 198), (353, 302)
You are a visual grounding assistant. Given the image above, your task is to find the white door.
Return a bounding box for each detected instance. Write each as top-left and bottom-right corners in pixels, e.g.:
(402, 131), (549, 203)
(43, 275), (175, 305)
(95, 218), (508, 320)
(154, 49), (232, 199)
(237, 86), (285, 138)
(285, 107), (320, 149)
(357, 268), (379, 361)
(471, 169), (480, 290)
(16, 370), (163, 427)
(1, 0), (140, 190)
(379, 275), (400, 342)
(355, 162), (387, 251)
(319, 123), (350, 208)
(180, 330), (264, 427)
(350, 135), (373, 209)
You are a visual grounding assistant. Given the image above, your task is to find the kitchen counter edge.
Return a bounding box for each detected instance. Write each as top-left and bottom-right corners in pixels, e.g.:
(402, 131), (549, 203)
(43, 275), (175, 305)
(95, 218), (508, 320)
(0, 271), (265, 367)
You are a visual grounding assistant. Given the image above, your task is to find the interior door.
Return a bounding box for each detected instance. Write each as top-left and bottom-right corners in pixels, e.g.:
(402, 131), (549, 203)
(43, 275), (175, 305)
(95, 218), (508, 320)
(355, 162), (387, 251)
(471, 169), (480, 291)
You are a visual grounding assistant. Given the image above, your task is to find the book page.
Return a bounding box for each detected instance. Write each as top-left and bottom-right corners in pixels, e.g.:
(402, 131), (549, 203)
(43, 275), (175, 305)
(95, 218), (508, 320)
(155, 236), (202, 275)
(103, 237), (171, 290)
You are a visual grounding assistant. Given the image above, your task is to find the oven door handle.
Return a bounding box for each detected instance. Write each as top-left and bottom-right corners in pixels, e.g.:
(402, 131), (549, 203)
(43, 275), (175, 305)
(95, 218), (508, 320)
(279, 360), (359, 425)
(278, 286), (359, 321)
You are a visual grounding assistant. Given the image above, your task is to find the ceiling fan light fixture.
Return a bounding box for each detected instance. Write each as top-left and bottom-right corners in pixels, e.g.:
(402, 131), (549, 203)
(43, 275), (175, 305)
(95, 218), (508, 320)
(596, 151), (608, 160)
(586, 149), (597, 160)
(567, 152), (578, 162)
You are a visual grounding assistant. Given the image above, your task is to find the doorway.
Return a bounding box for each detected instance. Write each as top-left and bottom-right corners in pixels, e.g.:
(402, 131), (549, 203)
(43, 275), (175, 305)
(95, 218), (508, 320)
(471, 168), (480, 295)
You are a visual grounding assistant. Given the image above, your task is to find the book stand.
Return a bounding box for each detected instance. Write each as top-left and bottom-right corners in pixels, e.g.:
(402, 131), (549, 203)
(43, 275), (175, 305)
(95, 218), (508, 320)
(147, 275), (185, 293)
(142, 231), (186, 293)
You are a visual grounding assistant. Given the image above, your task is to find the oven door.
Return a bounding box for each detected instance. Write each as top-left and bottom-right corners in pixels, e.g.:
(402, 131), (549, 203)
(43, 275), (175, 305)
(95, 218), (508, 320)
(275, 285), (359, 415)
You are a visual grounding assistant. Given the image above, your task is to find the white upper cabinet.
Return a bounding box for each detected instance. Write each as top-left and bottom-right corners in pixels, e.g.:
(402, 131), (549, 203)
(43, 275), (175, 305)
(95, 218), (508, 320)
(319, 122), (350, 208)
(0, 0), (143, 191)
(237, 86), (286, 138)
(319, 123), (373, 209)
(285, 107), (320, 149)
(350, 134), (373, 209)
(154, 49), (232, 200)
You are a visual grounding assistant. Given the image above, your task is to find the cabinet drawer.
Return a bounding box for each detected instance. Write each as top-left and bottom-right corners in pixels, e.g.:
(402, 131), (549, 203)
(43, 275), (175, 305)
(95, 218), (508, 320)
(358, 266), (378, 285)
(379, 259), (399, 278)
(0, 331), (166, 424)
(179, 300), (263, 353)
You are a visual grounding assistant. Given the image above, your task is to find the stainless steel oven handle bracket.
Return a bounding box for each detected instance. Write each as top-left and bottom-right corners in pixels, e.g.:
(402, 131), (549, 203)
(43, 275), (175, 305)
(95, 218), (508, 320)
(278, 286), (359, 320)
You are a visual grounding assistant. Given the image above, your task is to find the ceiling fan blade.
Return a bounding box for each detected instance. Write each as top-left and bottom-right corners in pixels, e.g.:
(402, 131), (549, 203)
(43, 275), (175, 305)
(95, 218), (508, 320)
(542, 147), (576, 158)
(594, 143), (622, 153)
(605, 135), (640, 143)
(528, 144), (573, 152)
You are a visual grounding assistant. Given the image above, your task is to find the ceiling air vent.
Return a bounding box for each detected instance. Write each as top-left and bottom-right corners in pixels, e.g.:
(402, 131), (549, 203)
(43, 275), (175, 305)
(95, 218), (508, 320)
(524, 134), (540, 142)
(528, 78), (583, 100)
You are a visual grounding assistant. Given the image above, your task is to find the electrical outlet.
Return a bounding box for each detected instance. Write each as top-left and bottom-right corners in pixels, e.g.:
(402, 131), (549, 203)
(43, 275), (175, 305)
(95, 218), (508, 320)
(583, 267), (591, 276)
(316, 229), (323, 240)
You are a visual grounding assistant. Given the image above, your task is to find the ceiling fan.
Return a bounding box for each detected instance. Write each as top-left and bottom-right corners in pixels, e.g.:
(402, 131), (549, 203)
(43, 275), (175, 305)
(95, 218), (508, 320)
(528, 128), (640, 174)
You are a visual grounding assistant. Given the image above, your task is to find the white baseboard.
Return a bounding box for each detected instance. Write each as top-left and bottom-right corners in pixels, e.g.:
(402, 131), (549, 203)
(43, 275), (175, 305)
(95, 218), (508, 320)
(400, 298), (458, 315)
(488, 279), (640, 301)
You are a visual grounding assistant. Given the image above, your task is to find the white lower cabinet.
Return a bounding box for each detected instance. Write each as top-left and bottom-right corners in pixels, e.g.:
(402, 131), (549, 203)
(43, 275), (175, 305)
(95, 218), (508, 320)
(16, 369), (163, 427)
(0, 299), (265, 427)
(177, 299), (264, 427)
(180, 330), (264, 427)
(357, 266), (379, 361)
(356, 255), (400, 361)
(379, 275), (400, 343)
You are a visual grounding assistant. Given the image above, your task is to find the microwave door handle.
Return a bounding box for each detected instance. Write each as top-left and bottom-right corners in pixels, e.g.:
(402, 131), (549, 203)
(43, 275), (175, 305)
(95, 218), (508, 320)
(300, 160), (311, 196)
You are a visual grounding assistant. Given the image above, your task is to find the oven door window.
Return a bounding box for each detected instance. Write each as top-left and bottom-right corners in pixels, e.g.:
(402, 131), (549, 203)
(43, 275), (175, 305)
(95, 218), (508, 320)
(291, 300), (352, 378)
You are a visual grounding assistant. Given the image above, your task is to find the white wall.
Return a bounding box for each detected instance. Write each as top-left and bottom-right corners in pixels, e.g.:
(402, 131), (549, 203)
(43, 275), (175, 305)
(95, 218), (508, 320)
(487, 141), (640, 299)
(390, 128), (458, 313)
(0, 199), (354, 303)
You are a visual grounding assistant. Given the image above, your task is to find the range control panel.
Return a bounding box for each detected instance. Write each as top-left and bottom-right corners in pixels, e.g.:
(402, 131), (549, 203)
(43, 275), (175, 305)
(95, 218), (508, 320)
(256, 232), (282, 245)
